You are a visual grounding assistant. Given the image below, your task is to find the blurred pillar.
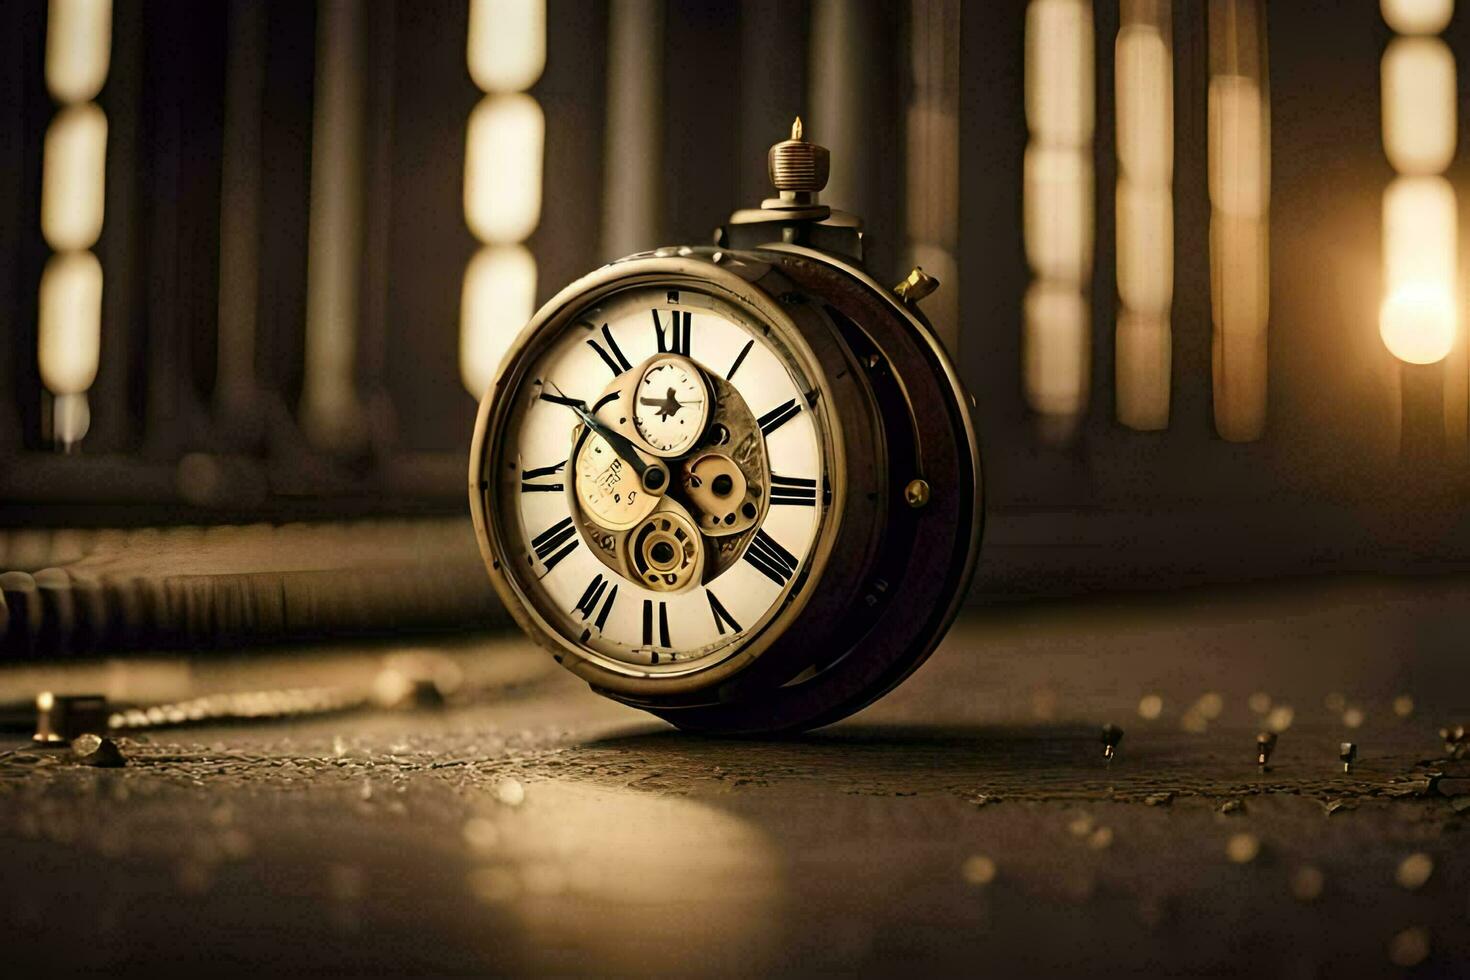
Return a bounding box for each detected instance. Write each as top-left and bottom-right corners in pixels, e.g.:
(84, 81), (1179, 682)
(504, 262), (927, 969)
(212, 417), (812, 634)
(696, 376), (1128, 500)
(1207, 0), (1270, 442)
(1114, 0), (1173, 431)
(302, 0), (368, 451)
(38, 0), (113, 451)
(904, 0), (961, 352)
(1022, 0), (1094, 445)
(215, 0), (265, 435)
(601, 0), (662, 261)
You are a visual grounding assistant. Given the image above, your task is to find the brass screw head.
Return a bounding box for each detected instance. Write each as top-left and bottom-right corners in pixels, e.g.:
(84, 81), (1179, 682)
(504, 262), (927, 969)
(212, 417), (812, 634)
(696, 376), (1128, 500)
(893, 267), (940, 304)
(904, 478), (931, 509)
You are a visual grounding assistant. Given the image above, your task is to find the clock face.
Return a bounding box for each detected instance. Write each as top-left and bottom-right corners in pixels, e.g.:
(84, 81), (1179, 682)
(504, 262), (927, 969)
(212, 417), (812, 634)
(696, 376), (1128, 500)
(483, 284), (830, 675)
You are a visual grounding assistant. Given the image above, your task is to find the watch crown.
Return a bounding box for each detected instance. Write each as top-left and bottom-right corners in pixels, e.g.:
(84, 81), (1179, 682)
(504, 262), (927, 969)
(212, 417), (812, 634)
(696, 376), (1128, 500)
(768, 116), (830, 200)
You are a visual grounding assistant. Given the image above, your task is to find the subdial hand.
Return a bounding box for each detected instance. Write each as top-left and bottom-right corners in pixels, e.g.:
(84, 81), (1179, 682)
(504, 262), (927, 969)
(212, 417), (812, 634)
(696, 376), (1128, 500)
(544, 385), (669, 495)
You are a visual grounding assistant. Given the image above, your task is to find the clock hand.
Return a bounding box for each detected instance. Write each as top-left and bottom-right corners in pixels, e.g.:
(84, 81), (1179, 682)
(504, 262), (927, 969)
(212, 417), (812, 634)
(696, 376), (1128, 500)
(545, 385), (669, 493)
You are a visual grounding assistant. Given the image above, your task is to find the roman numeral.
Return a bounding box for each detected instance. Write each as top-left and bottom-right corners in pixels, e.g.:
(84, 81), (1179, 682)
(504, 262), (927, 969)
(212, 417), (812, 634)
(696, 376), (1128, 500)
(572, 574), (618, 641)
(653, 309), (691, 356)
(768, 474), (817, 507)
(530, 516), (579, 573)
(706, 590), (742, 636)
(757, 398), (800, 436)
(726, 339), (754, 381)
(587, 323), (632, 376)
(743, 528), (798, 586)
(520, 459), (566, 493)
(642, 598), (671, 647)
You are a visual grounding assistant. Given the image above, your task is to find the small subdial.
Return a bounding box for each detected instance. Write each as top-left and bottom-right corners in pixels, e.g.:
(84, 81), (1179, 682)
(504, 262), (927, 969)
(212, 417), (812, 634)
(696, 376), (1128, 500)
(574, 431), (660, 531)
(633, 357), (710, 456)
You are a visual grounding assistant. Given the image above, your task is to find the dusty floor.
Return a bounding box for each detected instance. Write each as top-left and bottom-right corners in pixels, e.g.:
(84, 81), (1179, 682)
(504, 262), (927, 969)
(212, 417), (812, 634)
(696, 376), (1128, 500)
(1, 575), (1468, 976)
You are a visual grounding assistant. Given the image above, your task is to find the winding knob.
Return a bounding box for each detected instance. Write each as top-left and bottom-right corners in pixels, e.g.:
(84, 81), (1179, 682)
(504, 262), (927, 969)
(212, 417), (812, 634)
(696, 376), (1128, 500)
(768, 117), (830, 199)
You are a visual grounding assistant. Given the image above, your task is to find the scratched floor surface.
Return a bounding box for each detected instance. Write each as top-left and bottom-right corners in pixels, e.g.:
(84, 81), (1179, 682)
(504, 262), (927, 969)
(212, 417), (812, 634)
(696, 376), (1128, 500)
(1, 574), (1468, 976)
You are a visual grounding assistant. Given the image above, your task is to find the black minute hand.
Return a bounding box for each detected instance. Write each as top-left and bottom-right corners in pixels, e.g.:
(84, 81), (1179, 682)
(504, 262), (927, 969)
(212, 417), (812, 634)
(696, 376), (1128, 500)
(544, 387), (668, 494)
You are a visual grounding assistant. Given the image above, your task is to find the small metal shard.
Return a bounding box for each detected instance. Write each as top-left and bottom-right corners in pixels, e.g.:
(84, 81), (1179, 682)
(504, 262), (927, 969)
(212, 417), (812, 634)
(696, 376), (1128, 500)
(1100, 723), (1124, 764)
(1256, 732), (1278, 771)
(70, 733), (126, 768)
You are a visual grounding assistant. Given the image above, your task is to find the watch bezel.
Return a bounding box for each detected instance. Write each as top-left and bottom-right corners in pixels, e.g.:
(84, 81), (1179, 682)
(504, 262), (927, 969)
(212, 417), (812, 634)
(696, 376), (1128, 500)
(468, 253), (848, 697)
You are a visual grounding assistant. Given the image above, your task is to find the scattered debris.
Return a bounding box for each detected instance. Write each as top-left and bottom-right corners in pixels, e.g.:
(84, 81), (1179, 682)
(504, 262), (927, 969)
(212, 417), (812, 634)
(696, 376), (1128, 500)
(1144, 792), (1173, 807)
(968, 793), (1002, 808)
(1100, 724), (1124, 764)
(70, 733), (125, 768)
(1256, 732), (1278, 772)
(1218, 799), (1245, 815)
(1323, 798), (1355, 816)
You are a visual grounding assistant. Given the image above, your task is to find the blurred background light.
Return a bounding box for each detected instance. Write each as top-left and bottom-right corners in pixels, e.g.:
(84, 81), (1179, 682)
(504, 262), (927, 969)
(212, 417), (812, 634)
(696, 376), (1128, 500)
(1382, 37), (1456, 175)
(1024, 281), (1090, 418)
(1025, 0), (1093, 148)
(1115, 3), (1173, 431)
(40, 102), (107, 251)
(1383, 176), (1456, 293)
(1381, 284), (1456, 364)
(465, 94), (545, 245)
(461, 244), (537, 398)
(1380, 4), (1457, 370)
(1381, 0), (1454, 35)
(467, 0), (546, 94)
(1208, 0), (1270, 443)
(38, 250), (104, 396)
(44, 0), (112, 104)
(1023, 0), (1093, 441)
(1023, 145), (1093, 285)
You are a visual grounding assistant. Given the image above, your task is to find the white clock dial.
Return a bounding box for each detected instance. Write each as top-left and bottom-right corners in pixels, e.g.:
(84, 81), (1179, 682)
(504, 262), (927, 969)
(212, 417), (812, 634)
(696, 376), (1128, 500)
(632, 356), (709, 455)
(491, 285), (829, 673)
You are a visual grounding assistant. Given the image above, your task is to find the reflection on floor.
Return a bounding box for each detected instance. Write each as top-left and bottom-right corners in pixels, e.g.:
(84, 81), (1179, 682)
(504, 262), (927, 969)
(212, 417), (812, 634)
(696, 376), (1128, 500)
(2, 575), (1468, 975)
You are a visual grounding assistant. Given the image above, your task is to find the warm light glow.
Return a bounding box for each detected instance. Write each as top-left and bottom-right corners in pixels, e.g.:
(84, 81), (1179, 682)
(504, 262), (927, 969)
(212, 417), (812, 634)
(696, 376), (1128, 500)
(1023, 145), (1093, 285)
(461, 244), (536, 397)
(1116, 311), (1171, 430)
(1209, 213), (1269, 340)
(1207, 0), (1269, 443)
(1023, 0), (1093, 436)
(1116, 25), (1172, 185)
(1024, 282), (1090, 417)
(1024, 0), (1094, 148)
(1115, 7), (1173, 432)
(1208, 76), (1268, 219)
(41, 102), (107, 251)
(38, 250), (103, 396)
(1383, 175), (1456, 293)
(1381, 284), (1456, 364)
(467, 0), (546, 94)
(465, 93), (544, 247)
(1381, 0), (1454, 35)
(1382, 38), (1457, 174)
(45, 0), (112, 104)
(1117, 179), (1172, 317)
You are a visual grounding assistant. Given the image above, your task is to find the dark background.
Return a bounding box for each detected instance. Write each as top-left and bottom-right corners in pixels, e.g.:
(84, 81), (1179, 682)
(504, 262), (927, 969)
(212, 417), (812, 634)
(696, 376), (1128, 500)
(2, 0), (1469, 595)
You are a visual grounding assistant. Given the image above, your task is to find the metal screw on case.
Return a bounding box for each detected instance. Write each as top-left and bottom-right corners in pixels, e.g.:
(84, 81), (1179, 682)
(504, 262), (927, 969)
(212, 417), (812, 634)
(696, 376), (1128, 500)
(904, 479), (930, 509)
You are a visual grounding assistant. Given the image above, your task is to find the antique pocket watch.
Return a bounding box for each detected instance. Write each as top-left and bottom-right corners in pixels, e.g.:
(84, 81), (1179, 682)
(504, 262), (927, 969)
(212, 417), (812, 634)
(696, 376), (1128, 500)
(469, 121), (981, 734)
